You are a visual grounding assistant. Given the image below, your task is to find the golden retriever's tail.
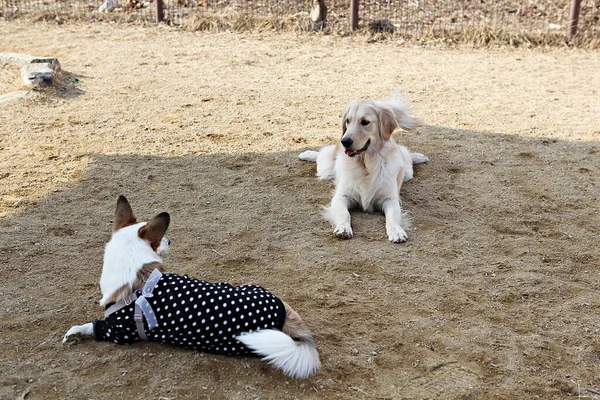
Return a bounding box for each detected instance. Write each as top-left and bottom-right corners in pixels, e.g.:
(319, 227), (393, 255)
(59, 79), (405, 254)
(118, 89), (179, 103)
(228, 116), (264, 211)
(377, 97), (420, 131)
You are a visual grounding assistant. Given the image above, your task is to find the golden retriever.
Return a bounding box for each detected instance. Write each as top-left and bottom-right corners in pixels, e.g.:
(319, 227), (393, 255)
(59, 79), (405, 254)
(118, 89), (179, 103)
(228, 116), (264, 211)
(298, 98), (428, 243)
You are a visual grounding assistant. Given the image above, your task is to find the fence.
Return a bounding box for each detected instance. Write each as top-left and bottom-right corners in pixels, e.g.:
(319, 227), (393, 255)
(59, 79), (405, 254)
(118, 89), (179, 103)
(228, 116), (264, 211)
(354, 0), (599, 42)
(1, 0), (598, 44)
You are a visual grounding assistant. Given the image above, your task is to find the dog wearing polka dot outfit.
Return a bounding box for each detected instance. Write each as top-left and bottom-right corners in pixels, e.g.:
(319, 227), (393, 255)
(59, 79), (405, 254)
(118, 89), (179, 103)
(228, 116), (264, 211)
(63, 195), (320, 379)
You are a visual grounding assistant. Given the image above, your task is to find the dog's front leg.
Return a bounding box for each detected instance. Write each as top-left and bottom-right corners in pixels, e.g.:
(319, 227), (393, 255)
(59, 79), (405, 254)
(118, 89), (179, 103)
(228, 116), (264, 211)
(323, 194), (353, 239)
(63, 323), (94, 344)
(382, 199), (407, 243)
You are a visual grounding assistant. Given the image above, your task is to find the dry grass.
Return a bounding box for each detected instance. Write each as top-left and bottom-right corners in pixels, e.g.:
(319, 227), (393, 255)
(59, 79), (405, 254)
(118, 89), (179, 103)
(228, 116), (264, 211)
(1, 6), (599, 48)
(182, 12), (311, 33)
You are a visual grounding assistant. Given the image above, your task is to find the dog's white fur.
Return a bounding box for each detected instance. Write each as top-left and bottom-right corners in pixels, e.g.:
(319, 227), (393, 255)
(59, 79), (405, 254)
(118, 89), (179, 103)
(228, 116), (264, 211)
(236, 330), (320, 379)
(64, 196), (320, 379)
(299, 97), (428, 243)
(99, 222), (168, 306)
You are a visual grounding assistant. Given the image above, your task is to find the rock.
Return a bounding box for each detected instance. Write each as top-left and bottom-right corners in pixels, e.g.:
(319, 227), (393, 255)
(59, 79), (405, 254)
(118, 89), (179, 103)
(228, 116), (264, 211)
(0, 91), (34, 106)
(21, 58), (61, 87)
(368, 18), (397, 33)
(0, 53), (61, 88)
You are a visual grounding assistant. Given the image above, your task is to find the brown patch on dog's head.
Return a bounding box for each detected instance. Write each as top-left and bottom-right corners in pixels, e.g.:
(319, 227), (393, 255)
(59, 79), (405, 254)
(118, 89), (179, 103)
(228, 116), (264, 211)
(114, 195), (137, 231)
(138, 212), (170, 251)
(377, 106), (399, 141)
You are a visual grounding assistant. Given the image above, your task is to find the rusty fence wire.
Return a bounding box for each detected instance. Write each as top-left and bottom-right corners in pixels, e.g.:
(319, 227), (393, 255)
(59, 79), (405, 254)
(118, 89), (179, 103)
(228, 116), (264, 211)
(1, 0), (599, 43)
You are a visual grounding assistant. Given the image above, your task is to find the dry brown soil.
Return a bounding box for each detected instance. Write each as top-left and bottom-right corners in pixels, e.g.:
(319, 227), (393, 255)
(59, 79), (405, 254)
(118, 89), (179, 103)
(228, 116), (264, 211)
(1, 20), (599, 399)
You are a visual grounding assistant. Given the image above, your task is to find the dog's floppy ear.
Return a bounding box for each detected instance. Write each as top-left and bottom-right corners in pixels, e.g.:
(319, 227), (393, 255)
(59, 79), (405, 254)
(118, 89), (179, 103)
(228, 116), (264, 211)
(378, 106), (398, 141)
(114, 195), (136, 230)
(341, 101), (357, 137)
(138, 212), (170, 251)
(341, 106), (349, 137)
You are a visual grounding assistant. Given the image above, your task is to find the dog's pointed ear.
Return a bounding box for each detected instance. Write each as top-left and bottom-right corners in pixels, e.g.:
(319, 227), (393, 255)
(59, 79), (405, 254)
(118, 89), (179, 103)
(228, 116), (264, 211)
(114, 195), (136, 230)
(378, 107), (398, 141)
(138, 212), (170, 251)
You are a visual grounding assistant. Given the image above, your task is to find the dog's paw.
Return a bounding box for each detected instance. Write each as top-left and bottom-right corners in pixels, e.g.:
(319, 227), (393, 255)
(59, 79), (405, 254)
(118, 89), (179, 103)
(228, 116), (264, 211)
(411, 152), (429, 165)
(388, 227), (407, 243)
(333, 224), (353, 239)
(63, 331), (80, 345)
(63, 323), (93, 345)
(298, 150), (319, 162)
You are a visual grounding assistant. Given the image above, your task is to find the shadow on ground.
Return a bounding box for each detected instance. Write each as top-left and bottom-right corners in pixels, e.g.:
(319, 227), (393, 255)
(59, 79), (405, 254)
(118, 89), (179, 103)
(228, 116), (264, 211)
(1, 126), (599, 399)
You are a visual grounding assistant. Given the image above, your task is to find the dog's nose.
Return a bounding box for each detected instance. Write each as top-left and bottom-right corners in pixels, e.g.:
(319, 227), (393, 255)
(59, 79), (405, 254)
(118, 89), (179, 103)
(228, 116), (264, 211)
(341, 137), (353, 149)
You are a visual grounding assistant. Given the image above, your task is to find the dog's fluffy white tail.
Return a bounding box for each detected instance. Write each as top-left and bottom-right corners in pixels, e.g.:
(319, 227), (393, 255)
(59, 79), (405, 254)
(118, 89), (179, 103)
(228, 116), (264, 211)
(236, 329), (320, 379)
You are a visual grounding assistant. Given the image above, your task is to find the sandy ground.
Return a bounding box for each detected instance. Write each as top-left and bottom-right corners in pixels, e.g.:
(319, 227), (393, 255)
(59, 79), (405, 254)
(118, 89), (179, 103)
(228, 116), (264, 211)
(1, 20), (599, 399)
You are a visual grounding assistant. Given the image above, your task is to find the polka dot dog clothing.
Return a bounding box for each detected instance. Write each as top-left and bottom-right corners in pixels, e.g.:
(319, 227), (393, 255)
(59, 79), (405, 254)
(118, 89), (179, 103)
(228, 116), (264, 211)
(93, 269), (287, 355)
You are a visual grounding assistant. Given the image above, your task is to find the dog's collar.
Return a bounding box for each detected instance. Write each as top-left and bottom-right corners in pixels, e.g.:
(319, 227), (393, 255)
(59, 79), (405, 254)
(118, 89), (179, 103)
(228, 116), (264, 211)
(345, 139), (371, 157)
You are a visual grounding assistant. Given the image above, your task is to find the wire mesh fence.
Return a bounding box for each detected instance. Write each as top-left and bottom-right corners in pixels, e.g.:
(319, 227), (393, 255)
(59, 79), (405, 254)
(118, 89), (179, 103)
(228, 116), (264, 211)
(359, 0), (599, 40)
(1, 0), (599, 45)
(0, 0), (156, 22)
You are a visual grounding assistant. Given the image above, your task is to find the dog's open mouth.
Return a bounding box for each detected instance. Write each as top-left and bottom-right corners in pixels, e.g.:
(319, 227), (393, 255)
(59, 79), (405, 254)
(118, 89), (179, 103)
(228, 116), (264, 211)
(345, 139), (371, 157)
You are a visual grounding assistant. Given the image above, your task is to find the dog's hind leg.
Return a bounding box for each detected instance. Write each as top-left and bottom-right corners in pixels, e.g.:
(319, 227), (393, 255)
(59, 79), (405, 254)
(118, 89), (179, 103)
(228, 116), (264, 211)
(299, 145), (336, 181)
(63, 322), (94, 344)
(411, 152), (429, 165)
(400, 146), (429, 182)
(298, 150), (319, 162)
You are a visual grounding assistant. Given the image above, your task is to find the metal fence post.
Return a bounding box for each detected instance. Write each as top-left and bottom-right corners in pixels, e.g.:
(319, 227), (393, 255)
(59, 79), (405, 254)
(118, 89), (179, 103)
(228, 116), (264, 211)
(350, 0), (359, 30)
(155, 0), (165, 23)
(567, 0), (582, 40)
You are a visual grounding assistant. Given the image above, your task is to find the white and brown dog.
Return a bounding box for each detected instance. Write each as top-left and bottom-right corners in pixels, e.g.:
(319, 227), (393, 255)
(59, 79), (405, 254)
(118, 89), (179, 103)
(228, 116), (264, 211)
(299, 97), (428, 243)
(63, 196), (320, 379)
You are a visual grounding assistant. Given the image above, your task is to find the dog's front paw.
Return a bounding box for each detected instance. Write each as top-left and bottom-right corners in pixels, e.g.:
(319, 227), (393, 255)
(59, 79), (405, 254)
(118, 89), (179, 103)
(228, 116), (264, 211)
(333, 224), (353, 239)
(63, 323), (93, 344)
(63, 329), (80, 345)
(388, 227), (407, 243)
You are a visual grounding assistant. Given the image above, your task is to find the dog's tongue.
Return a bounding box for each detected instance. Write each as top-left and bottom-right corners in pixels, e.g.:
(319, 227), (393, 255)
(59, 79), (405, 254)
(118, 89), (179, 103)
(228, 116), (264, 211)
(345, 149), (358, 157)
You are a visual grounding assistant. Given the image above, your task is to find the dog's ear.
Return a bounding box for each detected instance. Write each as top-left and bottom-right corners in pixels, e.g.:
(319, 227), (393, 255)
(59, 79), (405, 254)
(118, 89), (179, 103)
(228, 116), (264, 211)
(114, 195), (136, 230)
(341, 101), (356, 137)
(378, 107), (398, 141)
(341, 107), (349, 137)
(139, 212), (170, 251)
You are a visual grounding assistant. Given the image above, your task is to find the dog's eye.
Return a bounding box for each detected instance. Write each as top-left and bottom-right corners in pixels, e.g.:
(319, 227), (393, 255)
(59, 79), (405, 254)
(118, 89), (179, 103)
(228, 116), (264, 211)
(361, 120), (370, 126)
(346, 118), (350, 124)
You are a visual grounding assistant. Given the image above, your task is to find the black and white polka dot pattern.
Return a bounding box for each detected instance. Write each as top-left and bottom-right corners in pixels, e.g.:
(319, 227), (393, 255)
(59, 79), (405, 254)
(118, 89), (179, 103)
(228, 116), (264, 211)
(93, 273), (286, 355)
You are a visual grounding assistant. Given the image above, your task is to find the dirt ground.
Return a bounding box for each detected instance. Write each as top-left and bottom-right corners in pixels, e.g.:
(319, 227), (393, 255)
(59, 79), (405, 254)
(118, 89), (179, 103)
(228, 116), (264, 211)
(1, 20), (599, 399)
